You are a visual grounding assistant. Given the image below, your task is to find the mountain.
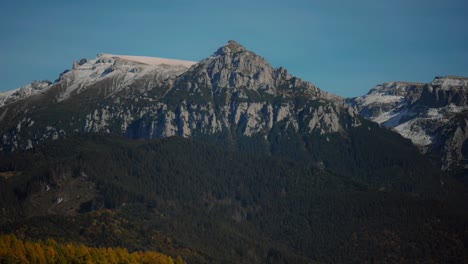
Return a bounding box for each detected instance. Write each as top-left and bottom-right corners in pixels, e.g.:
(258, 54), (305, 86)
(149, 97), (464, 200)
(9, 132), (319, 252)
(1, 41), (468, 263)
(0, 41), (353, 150)
(0, 41), (421, 180)
(0, 40), (445, 185)
(349, 76), (468, 181)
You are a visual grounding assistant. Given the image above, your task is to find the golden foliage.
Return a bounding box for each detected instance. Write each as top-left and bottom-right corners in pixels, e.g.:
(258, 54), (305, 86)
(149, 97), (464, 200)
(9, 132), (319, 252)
(0, 234), (185, 264)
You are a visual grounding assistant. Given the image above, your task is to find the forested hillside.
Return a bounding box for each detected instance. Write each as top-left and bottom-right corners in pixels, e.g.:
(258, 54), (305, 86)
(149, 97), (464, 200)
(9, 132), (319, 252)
(1, 135), (467, 263)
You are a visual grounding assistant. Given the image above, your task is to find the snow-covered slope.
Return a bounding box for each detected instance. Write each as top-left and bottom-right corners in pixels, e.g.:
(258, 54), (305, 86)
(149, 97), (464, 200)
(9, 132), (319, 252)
(431, 75), (468, 88)
(350, 76), (468, 172)
(57, 54), (197, 101)
(0, 54), (197, 107)
(99, 54), (196, 68)
(0, 80), (51, 108)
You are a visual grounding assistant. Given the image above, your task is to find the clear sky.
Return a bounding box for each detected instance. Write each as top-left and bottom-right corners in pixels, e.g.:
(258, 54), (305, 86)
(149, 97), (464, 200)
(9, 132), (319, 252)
(1, 0), (467, 97)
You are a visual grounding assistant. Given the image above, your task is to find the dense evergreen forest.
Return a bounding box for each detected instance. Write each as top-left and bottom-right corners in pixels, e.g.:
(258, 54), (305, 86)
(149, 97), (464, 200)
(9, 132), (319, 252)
(1, 134), (468, 263)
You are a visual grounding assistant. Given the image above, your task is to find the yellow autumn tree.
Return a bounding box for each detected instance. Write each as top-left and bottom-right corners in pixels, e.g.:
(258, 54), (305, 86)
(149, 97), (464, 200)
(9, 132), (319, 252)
(0, 234), (185, 264)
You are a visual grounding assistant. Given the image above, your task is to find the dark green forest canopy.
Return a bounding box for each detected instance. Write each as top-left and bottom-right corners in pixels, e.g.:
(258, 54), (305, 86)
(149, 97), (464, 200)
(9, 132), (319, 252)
(1, 134), (467, 263)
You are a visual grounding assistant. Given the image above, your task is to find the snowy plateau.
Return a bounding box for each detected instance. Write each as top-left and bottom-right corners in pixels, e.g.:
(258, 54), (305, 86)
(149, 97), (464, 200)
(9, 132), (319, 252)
(0, 54), (196, 108)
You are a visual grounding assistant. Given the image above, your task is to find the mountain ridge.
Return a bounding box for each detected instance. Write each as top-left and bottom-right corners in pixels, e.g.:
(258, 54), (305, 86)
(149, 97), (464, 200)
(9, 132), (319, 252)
(0, 53), (197, 108)
(0, 40), (445, 190)
(349, 75), (468, 178)
(2, 43), (466, 178)
(0, 41), (359, 152)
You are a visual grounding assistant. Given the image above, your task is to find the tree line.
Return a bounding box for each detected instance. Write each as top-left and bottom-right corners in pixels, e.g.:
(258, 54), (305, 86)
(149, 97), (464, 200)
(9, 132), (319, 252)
(0, 234), (185, 264)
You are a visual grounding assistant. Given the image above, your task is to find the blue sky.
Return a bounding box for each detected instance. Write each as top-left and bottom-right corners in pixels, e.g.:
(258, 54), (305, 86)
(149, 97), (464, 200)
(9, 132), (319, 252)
(1, 0), (467, 97)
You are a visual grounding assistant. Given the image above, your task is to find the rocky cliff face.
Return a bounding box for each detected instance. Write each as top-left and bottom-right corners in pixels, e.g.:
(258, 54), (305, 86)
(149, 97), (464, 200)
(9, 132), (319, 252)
(349, 76), (468, 173)
(0, 41), (360, 154)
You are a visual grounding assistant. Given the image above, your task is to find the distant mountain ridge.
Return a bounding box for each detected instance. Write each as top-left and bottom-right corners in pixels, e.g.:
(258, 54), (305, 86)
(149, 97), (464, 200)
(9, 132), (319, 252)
(0, 53), (196, 108)
(349, 75), (468, 178)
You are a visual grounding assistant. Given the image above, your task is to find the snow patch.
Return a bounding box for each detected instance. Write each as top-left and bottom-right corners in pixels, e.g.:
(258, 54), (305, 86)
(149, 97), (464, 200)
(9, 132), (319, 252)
(360, 93), (404, 106)
(99, 54), (197, 68)
(0, 81), (50, 107)
(372, 110), (401, 124)
(431, 76), (468, 88)
(394, 120), (433, 146)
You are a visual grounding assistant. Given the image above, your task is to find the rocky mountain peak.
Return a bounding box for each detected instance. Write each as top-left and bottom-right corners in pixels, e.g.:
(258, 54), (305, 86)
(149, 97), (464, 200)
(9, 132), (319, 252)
(213, 40), (247, 56)
(178, 40), (337, 101)
(178, 41), (284, 95)
(207, 40), (270, 71)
